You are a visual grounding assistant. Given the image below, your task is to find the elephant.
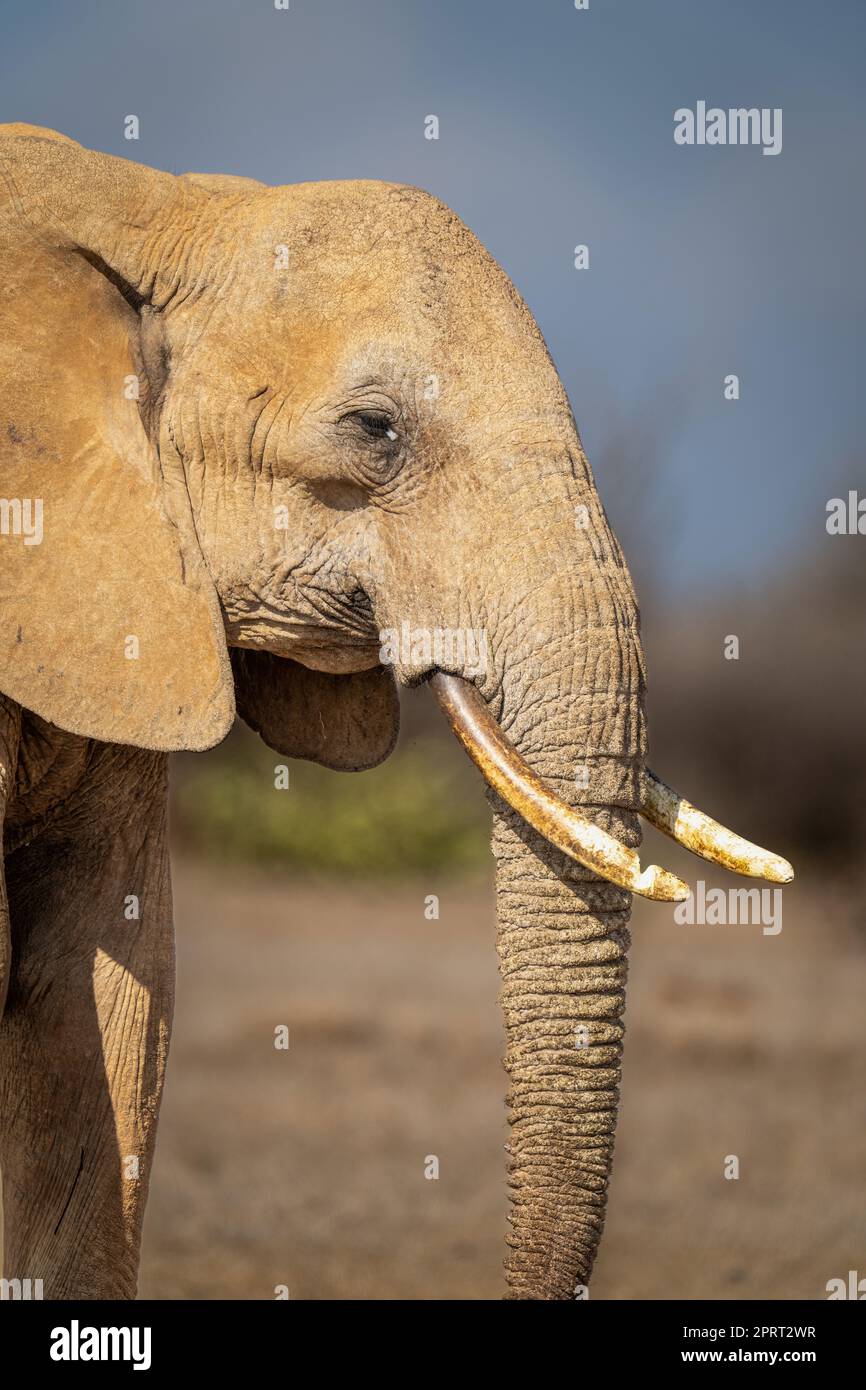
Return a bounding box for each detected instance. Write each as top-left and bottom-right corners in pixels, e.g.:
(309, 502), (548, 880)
(0, 124), (792, 1301)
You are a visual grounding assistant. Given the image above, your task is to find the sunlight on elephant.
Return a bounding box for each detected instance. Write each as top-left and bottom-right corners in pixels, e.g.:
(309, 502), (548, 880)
(0, 125), (791, 1300)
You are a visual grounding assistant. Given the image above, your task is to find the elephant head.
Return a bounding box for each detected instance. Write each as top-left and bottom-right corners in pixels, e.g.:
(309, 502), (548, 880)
(0, 126), (791, 1298)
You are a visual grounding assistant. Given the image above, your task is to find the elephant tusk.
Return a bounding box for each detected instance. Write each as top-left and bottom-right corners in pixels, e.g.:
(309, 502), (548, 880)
(428, 672), (690, 902)
(641, 769), (794, 883)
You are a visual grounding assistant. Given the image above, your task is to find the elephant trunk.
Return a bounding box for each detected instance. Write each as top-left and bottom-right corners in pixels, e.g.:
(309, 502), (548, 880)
(488, 602), (645, 1298)
(421, 435), (650, 1297)
(492, 798), (634, 1298)
(430, 627), (643, 1296)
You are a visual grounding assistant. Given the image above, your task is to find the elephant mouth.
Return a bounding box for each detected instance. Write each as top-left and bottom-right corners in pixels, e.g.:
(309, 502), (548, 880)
(428, 671), (794, 900)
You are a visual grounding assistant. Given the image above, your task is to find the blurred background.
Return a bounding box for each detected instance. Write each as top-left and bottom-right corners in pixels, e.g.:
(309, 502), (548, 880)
(3, 0), (863, 1298)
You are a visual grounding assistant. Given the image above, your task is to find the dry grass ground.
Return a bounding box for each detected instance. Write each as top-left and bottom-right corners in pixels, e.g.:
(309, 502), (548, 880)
(139, 858), (865, 1300)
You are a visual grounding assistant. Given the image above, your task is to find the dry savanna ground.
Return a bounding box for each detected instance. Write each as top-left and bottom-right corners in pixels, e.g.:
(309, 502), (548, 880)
(139, 857), (865, 1300)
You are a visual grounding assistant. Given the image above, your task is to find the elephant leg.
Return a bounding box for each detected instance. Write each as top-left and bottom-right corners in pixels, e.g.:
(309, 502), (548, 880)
(0, 743), (173, 1299)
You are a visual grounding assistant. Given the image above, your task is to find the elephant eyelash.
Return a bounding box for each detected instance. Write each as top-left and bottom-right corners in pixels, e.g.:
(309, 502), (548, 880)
(339, 410), (400, 444)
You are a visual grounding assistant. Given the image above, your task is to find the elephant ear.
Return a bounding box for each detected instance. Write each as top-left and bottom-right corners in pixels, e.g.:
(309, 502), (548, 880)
(0, 125), (234, 751)
(231, 651), (400, 772)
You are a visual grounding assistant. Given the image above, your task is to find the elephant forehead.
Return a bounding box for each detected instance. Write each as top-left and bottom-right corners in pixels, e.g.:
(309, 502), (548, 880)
(236, 180), (517, 317)
(177, 179), (556, 406)
(260, 178), (474, 252)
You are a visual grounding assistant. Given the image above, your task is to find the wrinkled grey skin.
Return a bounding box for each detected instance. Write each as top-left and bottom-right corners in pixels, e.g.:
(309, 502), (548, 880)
(0, 127), (643, 1299)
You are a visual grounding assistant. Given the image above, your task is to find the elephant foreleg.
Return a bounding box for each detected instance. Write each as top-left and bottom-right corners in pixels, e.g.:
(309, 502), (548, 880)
(0, 743), (173, 1299)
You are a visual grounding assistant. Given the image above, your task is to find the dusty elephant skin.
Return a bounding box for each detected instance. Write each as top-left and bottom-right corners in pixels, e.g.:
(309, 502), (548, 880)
(0, 126), (790, 1300)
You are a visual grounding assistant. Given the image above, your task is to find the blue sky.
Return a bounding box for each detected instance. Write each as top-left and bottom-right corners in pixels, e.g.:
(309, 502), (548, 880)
(2, 0), (863, 595)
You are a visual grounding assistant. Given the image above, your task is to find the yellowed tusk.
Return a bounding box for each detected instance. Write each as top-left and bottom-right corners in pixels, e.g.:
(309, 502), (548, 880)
(642, 769), (794, 883)
(428, 672), (690, 902)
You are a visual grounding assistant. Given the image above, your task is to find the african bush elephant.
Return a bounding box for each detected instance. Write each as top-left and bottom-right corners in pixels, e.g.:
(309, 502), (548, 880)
(0, 125), (792, 1300)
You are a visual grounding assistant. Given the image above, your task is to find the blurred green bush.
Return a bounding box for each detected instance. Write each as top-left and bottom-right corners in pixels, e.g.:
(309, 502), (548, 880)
(170, 720), (491, 877)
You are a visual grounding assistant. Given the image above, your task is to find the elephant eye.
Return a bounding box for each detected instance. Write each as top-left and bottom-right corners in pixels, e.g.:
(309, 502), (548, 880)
(342, 410), (399, 443)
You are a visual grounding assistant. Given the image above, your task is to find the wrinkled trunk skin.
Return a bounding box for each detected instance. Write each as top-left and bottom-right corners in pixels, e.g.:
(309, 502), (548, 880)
(485, 449), (646, 1299)
(493, 799), (637, 1298)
